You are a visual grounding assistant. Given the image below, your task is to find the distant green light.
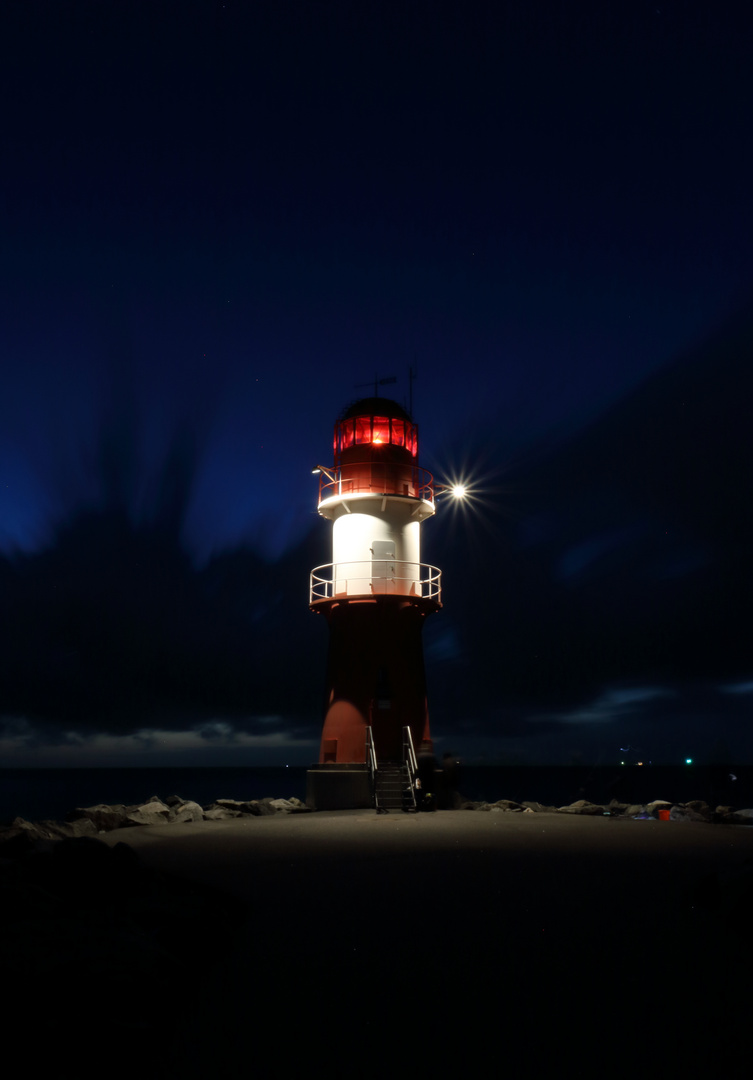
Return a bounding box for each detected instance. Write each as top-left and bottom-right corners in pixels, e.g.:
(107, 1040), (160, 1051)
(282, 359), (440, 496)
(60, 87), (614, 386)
(685, 758), (693, 765)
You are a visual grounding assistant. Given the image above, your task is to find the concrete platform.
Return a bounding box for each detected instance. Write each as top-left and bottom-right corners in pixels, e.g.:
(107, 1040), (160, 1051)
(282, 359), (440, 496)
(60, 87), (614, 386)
(97, 810), (753, 1073)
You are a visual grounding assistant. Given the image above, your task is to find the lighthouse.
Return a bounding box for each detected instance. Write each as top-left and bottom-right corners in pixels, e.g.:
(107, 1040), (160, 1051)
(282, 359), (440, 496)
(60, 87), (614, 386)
(306, 396), (442, 810)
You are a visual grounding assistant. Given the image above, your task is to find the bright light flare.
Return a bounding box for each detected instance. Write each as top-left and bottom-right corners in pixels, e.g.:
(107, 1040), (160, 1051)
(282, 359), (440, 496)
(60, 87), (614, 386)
(433, 463), (513, 540)
(434, 473), (491, 521)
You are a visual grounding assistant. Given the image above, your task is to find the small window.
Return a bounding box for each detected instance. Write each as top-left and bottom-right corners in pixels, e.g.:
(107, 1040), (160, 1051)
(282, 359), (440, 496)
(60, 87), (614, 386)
(340, 420), (355, 449)
(372, 416), (389, 445)
(355, 417), (371, 444)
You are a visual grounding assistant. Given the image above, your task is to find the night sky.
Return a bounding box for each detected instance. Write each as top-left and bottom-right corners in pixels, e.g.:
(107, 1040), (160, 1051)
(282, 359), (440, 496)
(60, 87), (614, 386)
(1, 1), (751, 767)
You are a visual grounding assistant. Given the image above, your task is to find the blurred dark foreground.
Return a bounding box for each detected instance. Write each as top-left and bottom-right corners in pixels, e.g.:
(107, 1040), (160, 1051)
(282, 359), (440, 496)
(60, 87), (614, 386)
(2, 811), (752, 1078)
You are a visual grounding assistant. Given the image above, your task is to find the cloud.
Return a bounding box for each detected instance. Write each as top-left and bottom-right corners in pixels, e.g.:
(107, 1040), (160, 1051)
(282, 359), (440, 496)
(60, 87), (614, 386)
(195, 720), (237, 742)
(720, 680), (753, 695)
(530, 686), (674, 725)
(0, 715), (319, 767)
(556, 524), (648, 582)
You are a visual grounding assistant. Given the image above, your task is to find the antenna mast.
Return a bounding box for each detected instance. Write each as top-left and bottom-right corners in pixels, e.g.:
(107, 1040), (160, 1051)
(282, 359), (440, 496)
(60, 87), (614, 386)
(355, 374), (397, 398)
(409, 364), (417, 417)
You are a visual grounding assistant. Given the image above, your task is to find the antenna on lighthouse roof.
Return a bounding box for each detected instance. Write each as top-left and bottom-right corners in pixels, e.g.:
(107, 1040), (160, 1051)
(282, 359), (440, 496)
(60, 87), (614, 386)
(355, 374), (397, 397)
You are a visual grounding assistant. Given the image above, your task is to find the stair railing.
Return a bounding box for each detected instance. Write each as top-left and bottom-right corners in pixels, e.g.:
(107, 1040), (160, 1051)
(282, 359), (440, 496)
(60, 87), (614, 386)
(402, 726), (418, 811)
(366, 726), (382, 812)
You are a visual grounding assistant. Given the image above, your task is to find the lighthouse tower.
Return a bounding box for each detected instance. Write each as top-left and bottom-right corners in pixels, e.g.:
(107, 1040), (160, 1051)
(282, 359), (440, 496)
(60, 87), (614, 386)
(307, 397), (441, 810)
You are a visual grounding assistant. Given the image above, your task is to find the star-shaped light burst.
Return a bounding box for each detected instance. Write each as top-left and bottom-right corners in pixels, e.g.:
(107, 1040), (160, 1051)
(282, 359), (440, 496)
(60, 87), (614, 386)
(436, 477), (473, 504)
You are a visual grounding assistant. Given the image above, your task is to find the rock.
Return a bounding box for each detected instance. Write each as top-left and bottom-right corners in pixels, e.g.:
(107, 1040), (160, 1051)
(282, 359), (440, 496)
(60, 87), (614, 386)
(65, 804), (131, 832)
(125, 799), (172, 826)
(267, 798), (298, 813)
(38, 818), (99, 839)
(203, 805), (242, 820)
(671, 804), (709, 823)
(522, 801), (546, 813)
(258, 797), (311, 814)
(557, 800), (605, 815)
(168, 800), (204, 824)
(9, 817), (76, 842)
(214, 798), (263, 815)
(646, 800), (672, 814)
(727, 808), (753, 825)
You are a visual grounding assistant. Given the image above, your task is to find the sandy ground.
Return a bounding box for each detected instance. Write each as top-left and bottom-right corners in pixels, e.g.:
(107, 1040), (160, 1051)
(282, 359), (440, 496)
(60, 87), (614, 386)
(97, 810), (752, 1072)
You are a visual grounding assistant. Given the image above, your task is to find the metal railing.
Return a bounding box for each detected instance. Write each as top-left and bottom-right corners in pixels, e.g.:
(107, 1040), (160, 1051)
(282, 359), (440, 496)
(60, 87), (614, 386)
(318, 462), (435, 505)
(402, 725), (418, 778)
(366, 726), (383, 813)
(402, 726), (418, 811)
(310, 560), (442, 604)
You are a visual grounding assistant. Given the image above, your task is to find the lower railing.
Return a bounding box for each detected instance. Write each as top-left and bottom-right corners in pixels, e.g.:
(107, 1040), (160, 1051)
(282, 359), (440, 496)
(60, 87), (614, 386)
(366, 726), (383, 813)
(403, 725), (418, 778)
(402, 726), (418, 811)
(310, 560), (441, 604)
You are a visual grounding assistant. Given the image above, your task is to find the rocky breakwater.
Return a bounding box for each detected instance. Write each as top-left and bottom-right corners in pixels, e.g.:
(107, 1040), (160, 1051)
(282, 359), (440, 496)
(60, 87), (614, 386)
(460, 795), (753, 823)
(1, 792), (311, 849)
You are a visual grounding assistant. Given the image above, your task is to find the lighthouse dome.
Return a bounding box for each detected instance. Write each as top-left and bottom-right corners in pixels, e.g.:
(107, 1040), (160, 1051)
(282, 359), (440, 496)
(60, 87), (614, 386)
(334, 397), (418, 463)
(339, 397), (412, 422)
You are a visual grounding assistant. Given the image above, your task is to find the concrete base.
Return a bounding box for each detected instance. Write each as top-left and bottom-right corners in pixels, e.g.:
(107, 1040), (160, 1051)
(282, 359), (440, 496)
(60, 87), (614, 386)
(306, 764), (373, 810)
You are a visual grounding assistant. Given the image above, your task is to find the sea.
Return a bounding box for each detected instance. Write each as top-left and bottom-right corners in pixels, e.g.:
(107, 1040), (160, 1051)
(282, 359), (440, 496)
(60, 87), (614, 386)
(2, 763), (751, 824)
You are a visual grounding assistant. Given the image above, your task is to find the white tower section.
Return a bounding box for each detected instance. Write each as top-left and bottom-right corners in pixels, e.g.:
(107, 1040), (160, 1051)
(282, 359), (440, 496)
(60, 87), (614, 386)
(322, 492), (434, 598)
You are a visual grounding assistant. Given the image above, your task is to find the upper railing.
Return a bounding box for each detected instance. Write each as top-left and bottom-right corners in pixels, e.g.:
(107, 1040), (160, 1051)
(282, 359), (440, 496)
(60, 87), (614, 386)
(402, 725), (418, 778)
(318, 462), (435, 506)
(310, 561), (442, 605)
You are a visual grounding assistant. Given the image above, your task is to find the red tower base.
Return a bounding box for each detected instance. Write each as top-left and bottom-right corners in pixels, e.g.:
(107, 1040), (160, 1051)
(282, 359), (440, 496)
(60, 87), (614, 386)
(306, 595), (436, 808)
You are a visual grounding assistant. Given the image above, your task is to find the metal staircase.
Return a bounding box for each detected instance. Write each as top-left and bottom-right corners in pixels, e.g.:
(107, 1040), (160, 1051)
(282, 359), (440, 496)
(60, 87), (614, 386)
(366, 725), (418, 813)
(374, 761), (414, 810)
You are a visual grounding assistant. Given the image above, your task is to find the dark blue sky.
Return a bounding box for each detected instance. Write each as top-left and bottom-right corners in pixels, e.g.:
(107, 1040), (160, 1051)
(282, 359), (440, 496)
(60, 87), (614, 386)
(1, 1), (751, 766)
